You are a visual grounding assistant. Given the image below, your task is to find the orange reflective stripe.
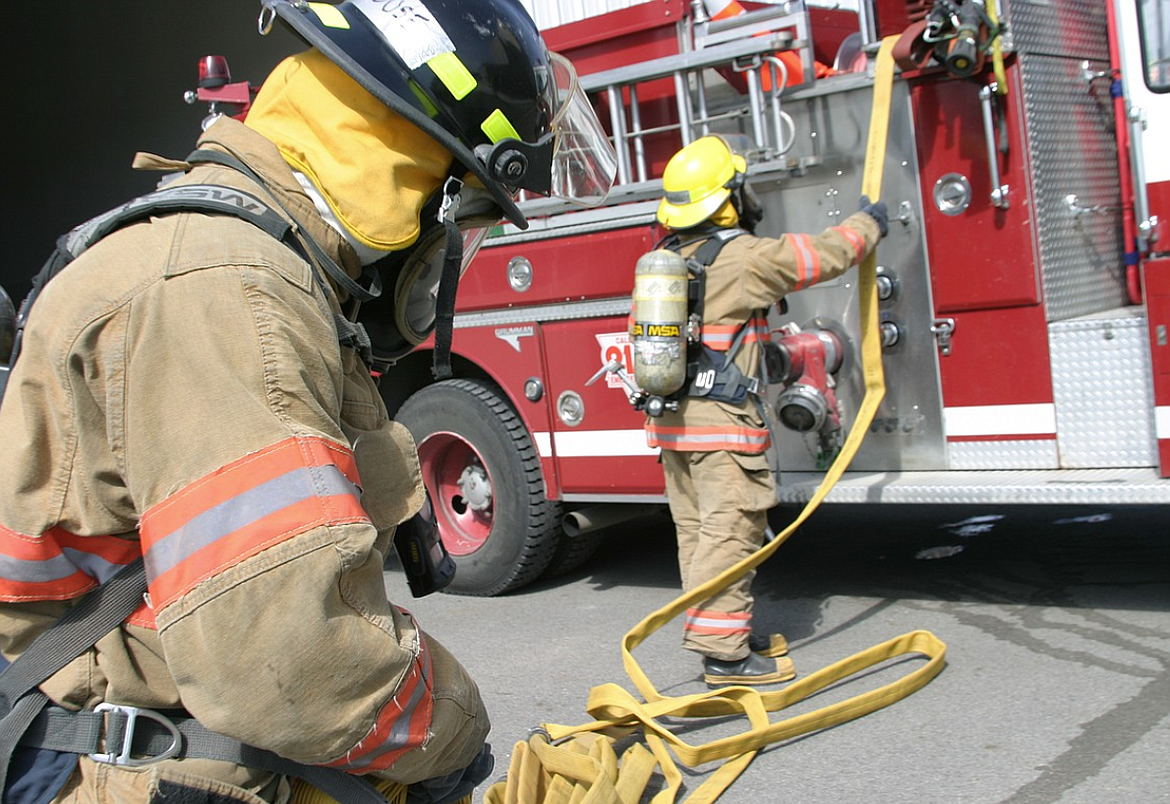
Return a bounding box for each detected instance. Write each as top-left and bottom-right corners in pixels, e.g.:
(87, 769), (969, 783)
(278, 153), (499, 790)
(141, 436), (369, 611)
(833, 224), (867, 264)
(705, 0), (746, 20)
(0, 525), (140, 602)
(701, 324), (739, 350)
(684, 608), (751, 636)
(701, 317), (769, 351)
(125, 603), (157, 630)
(647, 424), (770, 453)
(789, 233), (822, 290)
(322, 636), (435, 772)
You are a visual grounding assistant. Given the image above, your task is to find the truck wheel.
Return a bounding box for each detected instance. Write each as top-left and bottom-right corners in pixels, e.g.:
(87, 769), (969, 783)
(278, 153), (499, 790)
(542, 529), (603, 579)
(395, 379), (561, 596)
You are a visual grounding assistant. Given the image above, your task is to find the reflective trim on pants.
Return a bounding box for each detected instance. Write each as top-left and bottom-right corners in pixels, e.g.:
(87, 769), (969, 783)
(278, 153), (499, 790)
(661, 449), (772, 661)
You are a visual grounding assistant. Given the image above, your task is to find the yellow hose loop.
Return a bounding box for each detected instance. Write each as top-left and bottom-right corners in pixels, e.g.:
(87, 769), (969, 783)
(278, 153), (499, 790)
(617, 32), (902, 708)
(288, 778), (469, 804)
(986, 0), (1009, 94)
(489, 35), (948, 804)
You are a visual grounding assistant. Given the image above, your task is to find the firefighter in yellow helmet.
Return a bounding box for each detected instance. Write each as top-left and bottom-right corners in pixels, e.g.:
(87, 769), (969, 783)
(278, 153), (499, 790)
(0, 1), (614, 802)
(648, 135), (885, 686)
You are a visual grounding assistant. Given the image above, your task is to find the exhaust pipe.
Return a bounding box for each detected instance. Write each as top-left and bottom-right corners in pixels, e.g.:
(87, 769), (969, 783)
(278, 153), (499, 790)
(562, 504), (664, 538)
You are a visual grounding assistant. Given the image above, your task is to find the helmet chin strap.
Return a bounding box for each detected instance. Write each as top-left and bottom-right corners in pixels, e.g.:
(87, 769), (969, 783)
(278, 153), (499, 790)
(430, 177), (464, 380)
(300, 167), (463, 379)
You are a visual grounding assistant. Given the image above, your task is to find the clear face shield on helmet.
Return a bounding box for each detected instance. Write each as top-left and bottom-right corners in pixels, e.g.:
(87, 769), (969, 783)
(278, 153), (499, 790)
(482, 52), (617, 210)
(545, 53), (618, 207)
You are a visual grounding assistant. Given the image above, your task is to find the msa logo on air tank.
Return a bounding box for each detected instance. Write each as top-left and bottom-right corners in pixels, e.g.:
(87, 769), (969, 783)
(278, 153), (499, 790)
(632, 322), (682, 338)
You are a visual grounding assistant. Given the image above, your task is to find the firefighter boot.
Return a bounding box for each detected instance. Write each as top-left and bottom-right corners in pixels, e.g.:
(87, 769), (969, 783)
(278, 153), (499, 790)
(703, 652), (797, 687)
(749, 632), (789, 658)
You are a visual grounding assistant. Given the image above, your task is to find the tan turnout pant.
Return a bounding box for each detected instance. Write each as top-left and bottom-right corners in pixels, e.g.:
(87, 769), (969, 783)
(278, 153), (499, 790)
(660, 449), (776, 661)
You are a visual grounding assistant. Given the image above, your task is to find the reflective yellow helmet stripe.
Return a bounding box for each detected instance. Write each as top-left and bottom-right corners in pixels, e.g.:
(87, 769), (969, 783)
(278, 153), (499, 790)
(481, 108), (521, 143)
(427, 51), (477, 100)
(657, 136), (744, 229)
(308, 2), (349, 29)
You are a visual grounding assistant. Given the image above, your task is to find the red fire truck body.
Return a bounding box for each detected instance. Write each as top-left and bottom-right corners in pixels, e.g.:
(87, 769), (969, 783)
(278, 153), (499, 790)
(382, 0), (1170, 595)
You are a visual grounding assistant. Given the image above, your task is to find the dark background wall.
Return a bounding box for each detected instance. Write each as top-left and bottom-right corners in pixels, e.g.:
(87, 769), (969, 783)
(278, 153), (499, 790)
(4, 2), (302, 302)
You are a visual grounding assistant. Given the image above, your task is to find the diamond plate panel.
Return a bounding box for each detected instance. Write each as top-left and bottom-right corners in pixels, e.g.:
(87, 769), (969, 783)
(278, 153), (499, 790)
(948, 439), (1058, 470)
(1020, 53), (1129, 321)
(1001, 0), (1110, 61)
(774, 468), (1170, 504)
(1050, 312), (1158, 467)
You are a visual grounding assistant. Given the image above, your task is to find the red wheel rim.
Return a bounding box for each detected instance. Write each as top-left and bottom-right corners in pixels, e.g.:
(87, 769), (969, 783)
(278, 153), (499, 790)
(415, 431), (493, 555)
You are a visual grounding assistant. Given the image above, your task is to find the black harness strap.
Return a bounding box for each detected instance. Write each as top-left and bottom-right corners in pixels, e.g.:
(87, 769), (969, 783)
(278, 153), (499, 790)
(430, 218), (463, 380)
(2, 160), (380, 412)
(0, 557), (387, 803)
(0, 561), (147, 795)
(184, 149), (382, 305)
(653, 228), (766, 405)
(185, 149), (383, 367)
(0, 562), (147, 716)
(7, 184), (295, 376)
(0, 173), (394, 801)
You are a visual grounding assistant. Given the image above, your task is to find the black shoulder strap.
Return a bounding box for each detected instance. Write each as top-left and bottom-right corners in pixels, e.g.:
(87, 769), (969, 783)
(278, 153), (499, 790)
(3, 161), (385, 396)
(6, 184), (296, 373)
(656, 228), (745, 335)
(656, 227), (745, 264)
(184, 149), (381, 305)
(689, 227), (745, 269)
(62, 184), (294, 264)
(0, 558), (388, 803)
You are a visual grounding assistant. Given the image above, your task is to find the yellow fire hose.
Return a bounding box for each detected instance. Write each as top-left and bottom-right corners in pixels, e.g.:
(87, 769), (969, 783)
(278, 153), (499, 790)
(483, 36), (947, 804)
(294, 35), (946, 804)
(986, 0), (1008, 94)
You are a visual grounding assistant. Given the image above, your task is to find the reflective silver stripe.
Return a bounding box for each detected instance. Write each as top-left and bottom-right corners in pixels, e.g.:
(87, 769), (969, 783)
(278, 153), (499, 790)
(61, 547), (131, 585)
(684, 612), (750, 631)
(143, 465), (359, 580)
(790, 233), (817, 289)
(329, 643), (434, 771)
(651, 431), (769, 448)
(0, 544), (130, 586)
(0, 551), (78, 584)
(453, 297), (631, 329)
(337, 666), (429, 770)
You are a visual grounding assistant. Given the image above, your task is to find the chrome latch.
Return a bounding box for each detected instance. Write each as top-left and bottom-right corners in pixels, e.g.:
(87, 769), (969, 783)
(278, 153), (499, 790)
(931, 318), (956, 356)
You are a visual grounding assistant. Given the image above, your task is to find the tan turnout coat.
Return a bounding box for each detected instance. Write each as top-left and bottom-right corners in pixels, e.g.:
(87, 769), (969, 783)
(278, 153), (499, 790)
(0, 118), (487, 802)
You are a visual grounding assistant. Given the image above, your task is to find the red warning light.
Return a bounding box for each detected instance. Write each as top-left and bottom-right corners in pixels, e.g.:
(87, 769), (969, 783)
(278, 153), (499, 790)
(197, 56), (232, 89)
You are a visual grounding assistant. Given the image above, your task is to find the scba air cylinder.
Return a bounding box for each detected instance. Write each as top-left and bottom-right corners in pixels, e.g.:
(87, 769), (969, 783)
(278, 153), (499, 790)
(632, 249), (688, 396)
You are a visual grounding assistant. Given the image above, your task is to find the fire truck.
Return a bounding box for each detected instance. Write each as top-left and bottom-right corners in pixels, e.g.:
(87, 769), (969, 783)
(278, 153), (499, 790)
(374, 0), (1170, 596)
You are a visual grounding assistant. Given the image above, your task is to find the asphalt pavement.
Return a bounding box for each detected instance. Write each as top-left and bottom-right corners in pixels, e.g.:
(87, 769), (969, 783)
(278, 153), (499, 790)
(385, 503), (1169, 803)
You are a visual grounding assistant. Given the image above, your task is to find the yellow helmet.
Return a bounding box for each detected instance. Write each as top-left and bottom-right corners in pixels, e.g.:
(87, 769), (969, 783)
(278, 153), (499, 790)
(657, 136), (748, 230)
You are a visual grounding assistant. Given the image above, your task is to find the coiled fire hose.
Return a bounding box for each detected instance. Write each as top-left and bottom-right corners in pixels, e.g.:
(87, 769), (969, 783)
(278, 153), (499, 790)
(482, 36), (947, 804)
(292, 34), (948, 804)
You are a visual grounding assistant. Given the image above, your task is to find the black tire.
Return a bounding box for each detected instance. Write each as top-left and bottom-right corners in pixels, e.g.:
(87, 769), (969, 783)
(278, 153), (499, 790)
(542, 529), (603, 579)
(395, 379), (561, 596)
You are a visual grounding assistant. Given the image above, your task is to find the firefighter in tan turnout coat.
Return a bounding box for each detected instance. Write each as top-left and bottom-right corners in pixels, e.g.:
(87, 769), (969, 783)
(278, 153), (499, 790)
(0, 1), (615, 802)
(646, 136), (887, 686)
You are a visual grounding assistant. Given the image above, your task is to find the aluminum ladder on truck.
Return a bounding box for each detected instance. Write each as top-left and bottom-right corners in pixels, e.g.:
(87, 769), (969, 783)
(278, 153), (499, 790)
(579, 5), (813, 190)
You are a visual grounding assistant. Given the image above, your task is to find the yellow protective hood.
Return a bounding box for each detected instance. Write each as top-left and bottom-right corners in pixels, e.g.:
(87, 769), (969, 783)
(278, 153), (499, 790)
(709, 198), (739, 228)
(245, 49), (454, 252)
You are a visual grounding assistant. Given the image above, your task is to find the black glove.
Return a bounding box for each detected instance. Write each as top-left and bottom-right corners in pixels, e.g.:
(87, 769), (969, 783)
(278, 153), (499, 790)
(859, 195), (889, 238)
(405, 744), (494, 804)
